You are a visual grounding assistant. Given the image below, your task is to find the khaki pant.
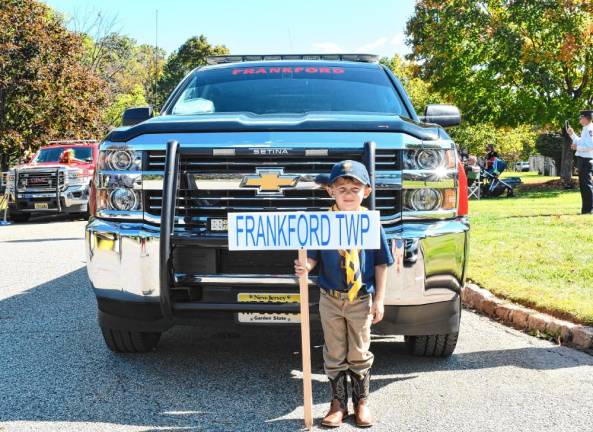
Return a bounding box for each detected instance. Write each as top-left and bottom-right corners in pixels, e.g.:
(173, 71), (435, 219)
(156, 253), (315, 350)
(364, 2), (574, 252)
(318, 289), (374, 379)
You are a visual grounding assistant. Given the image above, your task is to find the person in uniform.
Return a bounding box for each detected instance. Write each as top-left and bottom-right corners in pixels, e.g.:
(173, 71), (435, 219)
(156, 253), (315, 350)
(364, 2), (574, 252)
(567, 110), (593, 214)
(294, 160), (394, 428)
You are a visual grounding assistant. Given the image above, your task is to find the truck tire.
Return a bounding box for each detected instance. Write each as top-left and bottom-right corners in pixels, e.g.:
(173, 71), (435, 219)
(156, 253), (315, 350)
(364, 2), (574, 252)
(404, 332), (459, 357)
(100, 327), (161, 353)
(9, 212), (30, 223)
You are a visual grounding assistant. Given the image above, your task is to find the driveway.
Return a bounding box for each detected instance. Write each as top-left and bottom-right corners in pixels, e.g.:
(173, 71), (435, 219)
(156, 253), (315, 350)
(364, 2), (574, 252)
(1, 220), (592, 431)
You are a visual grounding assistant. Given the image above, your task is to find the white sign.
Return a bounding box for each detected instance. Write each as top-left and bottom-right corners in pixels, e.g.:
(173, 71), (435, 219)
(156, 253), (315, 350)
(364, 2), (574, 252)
(228, 211), (381, 251)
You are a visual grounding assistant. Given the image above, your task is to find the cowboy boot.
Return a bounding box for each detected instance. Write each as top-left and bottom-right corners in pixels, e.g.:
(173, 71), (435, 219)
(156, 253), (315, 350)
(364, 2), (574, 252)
(321, 371), (349, 428)
(350, 369), (373, 427)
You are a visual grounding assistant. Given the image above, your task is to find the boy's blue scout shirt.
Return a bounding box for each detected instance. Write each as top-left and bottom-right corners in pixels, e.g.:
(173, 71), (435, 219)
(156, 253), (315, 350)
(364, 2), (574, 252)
(307, 226), (394, 295)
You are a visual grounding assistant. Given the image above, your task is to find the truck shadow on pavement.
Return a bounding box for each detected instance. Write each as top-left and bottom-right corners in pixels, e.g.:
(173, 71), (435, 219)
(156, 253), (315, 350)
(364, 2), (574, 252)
(2, 237), (84, 243)
(1, 267), (592, 431)
(5, 214), (85, 225)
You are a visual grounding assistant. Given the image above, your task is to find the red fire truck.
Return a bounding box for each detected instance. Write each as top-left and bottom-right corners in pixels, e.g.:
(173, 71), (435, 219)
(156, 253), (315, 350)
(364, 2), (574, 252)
(4, 140), (98, 222)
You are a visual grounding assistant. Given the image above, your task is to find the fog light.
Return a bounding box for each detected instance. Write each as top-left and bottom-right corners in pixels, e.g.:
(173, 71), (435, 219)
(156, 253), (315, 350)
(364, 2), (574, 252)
(406, 188), (441, 211)
(109, 150), (134, 170)
(110, 188), (137, 211)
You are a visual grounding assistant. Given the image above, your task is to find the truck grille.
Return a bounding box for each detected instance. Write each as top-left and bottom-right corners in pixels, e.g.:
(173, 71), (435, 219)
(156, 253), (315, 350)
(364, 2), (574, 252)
(16, 170), (65, 191)
(145, 149), (399, 172)
(144, 148), (400, 230)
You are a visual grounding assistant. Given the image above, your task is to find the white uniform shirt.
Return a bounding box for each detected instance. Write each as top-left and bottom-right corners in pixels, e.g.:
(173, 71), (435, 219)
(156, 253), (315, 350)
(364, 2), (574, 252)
(571, 123), (593, 158)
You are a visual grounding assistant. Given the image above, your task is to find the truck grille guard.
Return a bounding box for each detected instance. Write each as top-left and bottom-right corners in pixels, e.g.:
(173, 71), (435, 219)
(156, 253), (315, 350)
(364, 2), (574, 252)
(14, 168), (64, 212)
(158, 140), (379, 319)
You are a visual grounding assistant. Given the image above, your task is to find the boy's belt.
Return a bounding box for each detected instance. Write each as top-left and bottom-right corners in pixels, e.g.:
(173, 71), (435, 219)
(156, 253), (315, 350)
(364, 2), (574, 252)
(321, 288), (369, 300)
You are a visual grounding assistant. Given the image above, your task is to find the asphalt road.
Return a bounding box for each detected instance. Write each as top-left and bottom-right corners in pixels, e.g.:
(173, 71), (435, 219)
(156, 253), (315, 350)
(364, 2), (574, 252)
(1, 218), (593, 432)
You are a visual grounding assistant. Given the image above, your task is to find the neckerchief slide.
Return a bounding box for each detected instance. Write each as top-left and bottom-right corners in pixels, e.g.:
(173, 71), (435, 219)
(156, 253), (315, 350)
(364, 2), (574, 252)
(330, 204), (367, 303)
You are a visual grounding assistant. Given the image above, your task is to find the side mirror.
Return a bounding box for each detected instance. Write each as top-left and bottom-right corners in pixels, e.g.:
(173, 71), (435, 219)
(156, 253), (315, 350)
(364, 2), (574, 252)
(420, 104), (461, 128)
(122, 106), (153, 126)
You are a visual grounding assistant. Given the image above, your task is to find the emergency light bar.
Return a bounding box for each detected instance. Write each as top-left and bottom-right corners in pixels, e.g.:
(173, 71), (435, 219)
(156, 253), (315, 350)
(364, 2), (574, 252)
(206, 54), (380, 65)
(47, 140), (98, 146)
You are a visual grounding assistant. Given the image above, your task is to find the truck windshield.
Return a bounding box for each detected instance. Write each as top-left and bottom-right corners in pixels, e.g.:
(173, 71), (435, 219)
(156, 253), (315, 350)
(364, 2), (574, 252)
(34, 147), (93, 163)
(170, 64), (407, 116)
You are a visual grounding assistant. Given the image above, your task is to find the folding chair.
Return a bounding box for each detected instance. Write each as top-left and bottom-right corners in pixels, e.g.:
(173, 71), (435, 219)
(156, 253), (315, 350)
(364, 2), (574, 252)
(466, 167), (482, 200)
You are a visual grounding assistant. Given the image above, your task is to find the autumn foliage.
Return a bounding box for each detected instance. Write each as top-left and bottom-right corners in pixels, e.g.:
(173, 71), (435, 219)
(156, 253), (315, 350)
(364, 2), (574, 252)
(0, 0), (109, 170)
(406, 0), (593, 180)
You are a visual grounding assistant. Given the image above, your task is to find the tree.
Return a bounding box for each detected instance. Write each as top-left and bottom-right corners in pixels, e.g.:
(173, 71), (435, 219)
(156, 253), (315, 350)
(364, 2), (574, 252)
(68, 8), (166, 113)
(450, 123), (537, 166)
(0, 0), (108, 171)
(157, 35), (229, 108)
(135, 44), (166, 109)
(74, 29), (166, 126)
(380, 54), (447, 114)
(103, 84), (147, 127)
(535, 132), (566, 172)
(407, 0), (593, 182)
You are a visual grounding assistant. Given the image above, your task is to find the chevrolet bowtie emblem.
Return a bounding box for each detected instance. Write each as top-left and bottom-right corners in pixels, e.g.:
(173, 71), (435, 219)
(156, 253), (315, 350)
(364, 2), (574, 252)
(241, 169), (299, 194)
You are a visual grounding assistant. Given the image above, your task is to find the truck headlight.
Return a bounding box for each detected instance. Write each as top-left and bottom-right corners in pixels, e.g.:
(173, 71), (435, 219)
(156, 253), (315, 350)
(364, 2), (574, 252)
(95, 172), (143, 216)
(98, 149), (142, 171)
(67, 169), (86, 185)
(110, 188), (138, 211)
(109, 150), (134, 170)
(403, 188), (457, 212)
(405, 188), (441, 211)
(416, 150), (442, 170)
(404, 149), (456, 170)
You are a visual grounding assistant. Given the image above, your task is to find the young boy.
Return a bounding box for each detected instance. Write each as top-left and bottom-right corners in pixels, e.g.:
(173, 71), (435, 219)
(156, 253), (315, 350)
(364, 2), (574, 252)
(295, 160), (394, 428)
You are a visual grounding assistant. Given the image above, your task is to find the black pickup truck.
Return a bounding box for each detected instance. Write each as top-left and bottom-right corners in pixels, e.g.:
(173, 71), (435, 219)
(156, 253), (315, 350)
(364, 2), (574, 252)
(85, 54), (469, 356)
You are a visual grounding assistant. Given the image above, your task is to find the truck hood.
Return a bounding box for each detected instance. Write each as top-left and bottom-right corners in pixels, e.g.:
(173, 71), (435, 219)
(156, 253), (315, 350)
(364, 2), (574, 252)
(12, 161), (93, 169)
(12, 163), (64, 170)
(11, 162), (92, 173)
(106, 113), (446, 143)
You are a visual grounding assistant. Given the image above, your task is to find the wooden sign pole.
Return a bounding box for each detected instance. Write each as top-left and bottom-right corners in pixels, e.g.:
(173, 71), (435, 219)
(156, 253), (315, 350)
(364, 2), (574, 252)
(298, 248), (313, 430)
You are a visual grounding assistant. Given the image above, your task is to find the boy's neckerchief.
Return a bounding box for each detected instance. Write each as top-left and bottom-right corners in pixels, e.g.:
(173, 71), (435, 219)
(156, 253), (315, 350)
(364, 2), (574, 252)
(330, 204), (367, 302)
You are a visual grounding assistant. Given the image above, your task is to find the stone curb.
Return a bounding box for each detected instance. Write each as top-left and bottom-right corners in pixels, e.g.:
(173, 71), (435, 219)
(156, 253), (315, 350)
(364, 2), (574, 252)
(462, 283), (593, 351)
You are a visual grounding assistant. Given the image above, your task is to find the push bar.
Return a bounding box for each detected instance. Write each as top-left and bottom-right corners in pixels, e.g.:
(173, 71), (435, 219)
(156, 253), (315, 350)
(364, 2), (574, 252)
(159, 140), (180, 318)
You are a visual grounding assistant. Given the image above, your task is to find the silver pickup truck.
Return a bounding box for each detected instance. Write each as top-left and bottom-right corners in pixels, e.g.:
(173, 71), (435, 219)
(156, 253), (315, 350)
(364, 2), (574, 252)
(85, 54), (469, 355)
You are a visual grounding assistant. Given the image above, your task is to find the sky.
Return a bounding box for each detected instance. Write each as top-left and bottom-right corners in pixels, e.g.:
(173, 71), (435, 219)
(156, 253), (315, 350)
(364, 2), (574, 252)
(43, 0), (416, 58)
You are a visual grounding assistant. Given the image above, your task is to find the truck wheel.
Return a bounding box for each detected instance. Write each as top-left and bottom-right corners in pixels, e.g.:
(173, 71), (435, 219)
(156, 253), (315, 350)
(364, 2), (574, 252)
(100, 327), (161, 353)
(9, 212), (30, 223)
(404, 332), (459, 357)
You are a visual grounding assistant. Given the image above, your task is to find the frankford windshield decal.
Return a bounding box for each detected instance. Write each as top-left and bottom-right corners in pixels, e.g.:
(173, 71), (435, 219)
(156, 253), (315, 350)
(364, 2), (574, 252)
(232, 67), (345, 75)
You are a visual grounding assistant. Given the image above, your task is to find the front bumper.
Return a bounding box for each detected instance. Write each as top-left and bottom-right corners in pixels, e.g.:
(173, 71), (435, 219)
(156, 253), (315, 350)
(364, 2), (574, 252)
(8, 184), (89, 214)
(86, 217), (469, 335)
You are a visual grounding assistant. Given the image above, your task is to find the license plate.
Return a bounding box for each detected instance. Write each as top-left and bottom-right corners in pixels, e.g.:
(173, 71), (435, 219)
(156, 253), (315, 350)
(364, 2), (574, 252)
(238, 293), (300, 303)
(237, 312), (300, 324)
(237, 293), (300, 324)
(34, 202), (49, 209)
(208, 218), (227, 231)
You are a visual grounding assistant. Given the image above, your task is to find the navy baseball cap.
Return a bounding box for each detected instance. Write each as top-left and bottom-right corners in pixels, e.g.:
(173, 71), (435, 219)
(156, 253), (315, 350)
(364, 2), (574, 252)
(315, 160), (371, 186)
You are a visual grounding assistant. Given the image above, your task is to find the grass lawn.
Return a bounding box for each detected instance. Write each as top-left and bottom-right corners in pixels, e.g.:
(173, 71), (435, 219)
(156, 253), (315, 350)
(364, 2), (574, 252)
(468, 172), (593, 325)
